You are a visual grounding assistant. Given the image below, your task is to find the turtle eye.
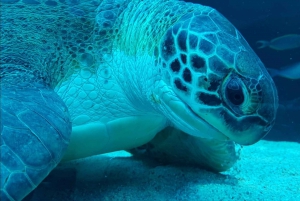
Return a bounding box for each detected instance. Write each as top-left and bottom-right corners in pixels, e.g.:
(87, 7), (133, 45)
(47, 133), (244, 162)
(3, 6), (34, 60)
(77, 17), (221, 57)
(223, 75), (258, 115)
(226, 78), (244, 106)
(223, 76), (248, 115)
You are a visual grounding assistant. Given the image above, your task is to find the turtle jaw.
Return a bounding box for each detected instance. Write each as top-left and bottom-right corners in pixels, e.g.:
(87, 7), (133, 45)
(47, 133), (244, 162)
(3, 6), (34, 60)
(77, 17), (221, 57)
(159, 86), (275, 146)
(194, 107), (276, 146)
(162, 95), (229, 141)
(157, 87), (228, 141)
(153, 80), (228, 141)
(181, 103), (275, 146)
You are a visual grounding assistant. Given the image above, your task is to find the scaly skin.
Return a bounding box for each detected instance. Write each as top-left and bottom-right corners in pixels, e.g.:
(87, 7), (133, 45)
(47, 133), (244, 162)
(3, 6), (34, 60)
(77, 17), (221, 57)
(1, 0), (278, 200)
(1, 0), (105, 200)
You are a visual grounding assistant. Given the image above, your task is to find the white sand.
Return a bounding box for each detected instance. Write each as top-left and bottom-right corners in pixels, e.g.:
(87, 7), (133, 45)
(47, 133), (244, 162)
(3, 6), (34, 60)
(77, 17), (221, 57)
(27, 140), (300, 201)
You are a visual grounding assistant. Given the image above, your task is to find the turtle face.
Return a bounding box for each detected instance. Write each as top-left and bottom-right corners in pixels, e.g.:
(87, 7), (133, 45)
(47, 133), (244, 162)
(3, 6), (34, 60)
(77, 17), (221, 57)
(158, 10), (278, 145)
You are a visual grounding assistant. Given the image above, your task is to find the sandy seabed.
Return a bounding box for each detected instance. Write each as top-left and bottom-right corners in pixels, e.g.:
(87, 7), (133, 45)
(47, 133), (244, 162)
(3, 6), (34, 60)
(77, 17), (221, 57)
(25, 140), (300, 201)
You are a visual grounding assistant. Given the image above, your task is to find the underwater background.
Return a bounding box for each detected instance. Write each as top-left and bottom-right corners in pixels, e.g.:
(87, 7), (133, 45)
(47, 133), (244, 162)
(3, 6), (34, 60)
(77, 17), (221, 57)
(23, 0), (299, 200)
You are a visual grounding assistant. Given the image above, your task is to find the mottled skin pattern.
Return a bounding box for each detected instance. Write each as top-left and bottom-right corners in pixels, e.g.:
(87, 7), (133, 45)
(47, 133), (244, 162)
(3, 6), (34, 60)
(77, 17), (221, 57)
(1, 0), (278, 200)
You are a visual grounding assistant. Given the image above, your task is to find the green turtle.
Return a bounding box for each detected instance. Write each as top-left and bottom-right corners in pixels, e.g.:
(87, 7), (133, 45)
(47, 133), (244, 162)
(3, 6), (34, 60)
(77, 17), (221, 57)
(0, 0), (278, 200)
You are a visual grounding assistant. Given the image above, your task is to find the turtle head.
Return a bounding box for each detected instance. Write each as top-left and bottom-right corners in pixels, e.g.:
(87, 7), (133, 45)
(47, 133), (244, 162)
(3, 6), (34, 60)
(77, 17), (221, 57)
(157, 9), (278, 145)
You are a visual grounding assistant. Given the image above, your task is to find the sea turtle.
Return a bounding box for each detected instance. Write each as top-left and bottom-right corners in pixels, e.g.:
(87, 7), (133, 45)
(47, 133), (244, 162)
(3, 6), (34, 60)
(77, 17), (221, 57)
(0, 0), (278, 200)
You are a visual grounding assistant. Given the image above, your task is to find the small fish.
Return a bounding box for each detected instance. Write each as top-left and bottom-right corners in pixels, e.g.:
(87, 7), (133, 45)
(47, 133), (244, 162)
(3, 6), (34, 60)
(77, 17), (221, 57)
(267, 62), (300, 79)
(256, 34), (300, 50)
(279, 97), (300, 111)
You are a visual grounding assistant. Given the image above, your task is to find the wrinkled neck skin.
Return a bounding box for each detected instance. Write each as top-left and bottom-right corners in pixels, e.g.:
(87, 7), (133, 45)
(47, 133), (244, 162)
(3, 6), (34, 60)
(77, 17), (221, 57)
(57, 0), (221, 139)
(56, 0), (189, 126)
(109, 0), (223, 138)
(104, 0), (190, 119)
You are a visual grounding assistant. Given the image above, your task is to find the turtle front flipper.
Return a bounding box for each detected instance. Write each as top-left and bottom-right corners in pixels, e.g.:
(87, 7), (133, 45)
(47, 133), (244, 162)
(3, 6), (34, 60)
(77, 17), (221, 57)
(1, 73), (71, 201)
(131, 127), (241, 172)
